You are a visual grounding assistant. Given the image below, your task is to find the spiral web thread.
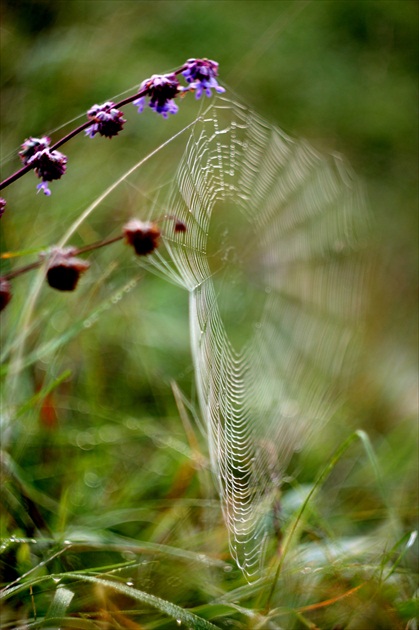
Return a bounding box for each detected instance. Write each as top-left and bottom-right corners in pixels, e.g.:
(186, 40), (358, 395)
(145, 97), (368, 578)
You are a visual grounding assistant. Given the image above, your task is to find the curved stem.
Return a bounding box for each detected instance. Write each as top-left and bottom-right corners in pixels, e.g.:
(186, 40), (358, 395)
(0, 65), (187, 191)
(1, 234), (124, 281)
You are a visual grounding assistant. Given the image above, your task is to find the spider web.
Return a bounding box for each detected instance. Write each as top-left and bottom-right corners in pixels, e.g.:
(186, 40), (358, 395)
(146, 96), (369, 578)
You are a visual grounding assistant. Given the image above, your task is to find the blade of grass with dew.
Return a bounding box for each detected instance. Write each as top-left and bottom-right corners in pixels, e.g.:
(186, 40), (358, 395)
(1, 571), (222, 629)
(44, 585), (74, 622)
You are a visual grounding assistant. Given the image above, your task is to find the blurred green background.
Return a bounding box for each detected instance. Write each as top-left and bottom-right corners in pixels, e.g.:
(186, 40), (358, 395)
(0, 1), (417, 627)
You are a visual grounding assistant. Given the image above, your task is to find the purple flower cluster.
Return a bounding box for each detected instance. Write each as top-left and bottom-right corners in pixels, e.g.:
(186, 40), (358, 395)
(182, 58), (225, 99)
(19, 137), (67, 196)
(132, 58), (225, 119)
(19, 136), (50, 163)
(133, 74), (180, 119)
(1, 58), (224, 202)
(86, 102), (126, 138)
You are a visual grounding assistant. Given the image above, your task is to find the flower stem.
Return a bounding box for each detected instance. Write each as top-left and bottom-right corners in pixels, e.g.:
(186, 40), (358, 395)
(1, 234), (124, 281)
(0, 65), (187, 191)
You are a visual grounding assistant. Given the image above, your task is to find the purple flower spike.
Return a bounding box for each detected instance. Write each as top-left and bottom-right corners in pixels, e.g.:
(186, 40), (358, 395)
(133, 74), (180, 118)
(182, 58), (225, 99)
(86, 101), (126, 138)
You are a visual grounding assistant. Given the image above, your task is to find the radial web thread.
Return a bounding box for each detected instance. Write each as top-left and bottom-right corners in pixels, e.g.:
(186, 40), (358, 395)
(147, 97), (369, 578)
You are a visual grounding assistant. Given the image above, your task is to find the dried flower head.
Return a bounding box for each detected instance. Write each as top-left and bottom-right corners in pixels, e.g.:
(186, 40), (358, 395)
(0, 278), (12, 312)
(133, 74), (180, 118)
(123, 219), (161, 256)
(19, 136), (67, 195)
(86, 102), (126, 138)
(182, 58), (225, 99)
(19, 136), (51, 165)
(174, 219), (187, 233)
(45, 247), (90, 291)
(0, 198), (6, 218)
(27, 148), (68, 196)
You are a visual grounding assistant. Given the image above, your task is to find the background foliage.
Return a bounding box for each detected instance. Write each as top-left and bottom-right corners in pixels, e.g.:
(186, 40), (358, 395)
(1, 1), (417, 628)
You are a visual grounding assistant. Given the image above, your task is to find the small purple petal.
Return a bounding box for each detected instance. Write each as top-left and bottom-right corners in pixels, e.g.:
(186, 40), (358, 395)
(133, 96), (146, 113)
(37, 181), (51, 196)
(85, 125), (97, 138)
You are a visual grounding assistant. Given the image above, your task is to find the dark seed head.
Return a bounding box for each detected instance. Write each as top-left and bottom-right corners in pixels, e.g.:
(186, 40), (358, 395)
(123, 219), (161, 256)
(174, 219), (187, 233)
(45, 248), (90, 291)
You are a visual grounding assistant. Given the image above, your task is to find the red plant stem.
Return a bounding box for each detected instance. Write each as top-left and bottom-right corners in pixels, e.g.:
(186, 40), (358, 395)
(3, 260), (43, 280)
(2, 234), (125, 281)
(75, 234), (124, 254)
(0, 65), (187, 191)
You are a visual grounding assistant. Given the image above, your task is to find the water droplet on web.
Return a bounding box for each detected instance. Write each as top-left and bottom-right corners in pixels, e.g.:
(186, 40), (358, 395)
(176, 620), (182, 626)
(126, 580), (134, 586)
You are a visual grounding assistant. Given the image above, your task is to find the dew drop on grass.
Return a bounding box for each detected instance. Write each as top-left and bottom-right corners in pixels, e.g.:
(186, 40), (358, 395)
(126, 580), (134, 586)
(176, 620), (182, 626)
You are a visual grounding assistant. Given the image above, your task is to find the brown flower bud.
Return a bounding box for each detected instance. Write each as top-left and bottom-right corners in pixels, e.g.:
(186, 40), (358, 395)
(123, 219), (161, 256)
(45, 247), (90, 291)
(0, 278), (12, 312)
(174, 219), (187, 233)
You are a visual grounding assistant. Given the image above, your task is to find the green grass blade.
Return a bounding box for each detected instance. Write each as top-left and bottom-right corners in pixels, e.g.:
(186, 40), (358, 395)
(44, 585), (74, 621)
